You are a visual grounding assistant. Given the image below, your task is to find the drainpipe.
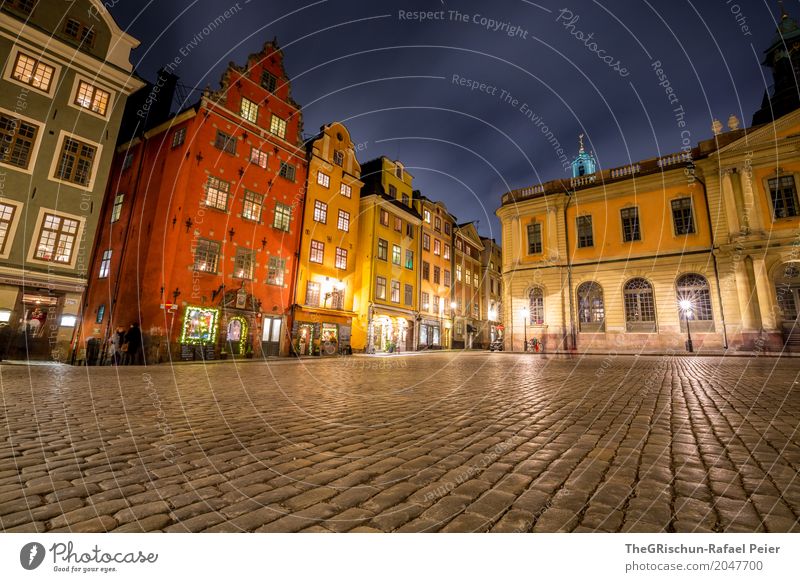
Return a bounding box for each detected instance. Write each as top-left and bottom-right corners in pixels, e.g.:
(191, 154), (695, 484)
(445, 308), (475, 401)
(562, 188), (576, 351)
(695, 173), (729, 349)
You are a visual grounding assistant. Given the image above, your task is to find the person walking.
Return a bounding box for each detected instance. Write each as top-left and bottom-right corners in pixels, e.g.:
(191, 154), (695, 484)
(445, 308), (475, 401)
(124, 323), (143, 365)
(110, 326), (125, 365)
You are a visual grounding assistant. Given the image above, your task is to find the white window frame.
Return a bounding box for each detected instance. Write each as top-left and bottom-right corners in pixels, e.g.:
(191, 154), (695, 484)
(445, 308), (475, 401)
(340, 183), (352, 198)
(68, 75), (115, 120)
(48, 130), (103, 192)
(26, 207), (85, 269)
(3, 48), (61, 97)
(98, 249), (112, 278)
(0, 198), (23, 260)
(240, 97), (259, 124)
(270, 114), (287, 139)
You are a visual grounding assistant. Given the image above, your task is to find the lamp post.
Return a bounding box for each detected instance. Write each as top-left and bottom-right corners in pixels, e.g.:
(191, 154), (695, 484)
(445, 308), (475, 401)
(521, 306), (529, 352)
(679, 299), (694, 353)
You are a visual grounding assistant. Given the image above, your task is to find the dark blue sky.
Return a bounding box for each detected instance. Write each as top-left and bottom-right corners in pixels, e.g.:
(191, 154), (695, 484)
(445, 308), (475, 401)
(109, 0), (789, 239)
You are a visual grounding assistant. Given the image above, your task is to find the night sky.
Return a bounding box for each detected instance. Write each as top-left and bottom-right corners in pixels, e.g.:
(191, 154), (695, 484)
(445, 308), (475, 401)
(108, 0), (788, 239)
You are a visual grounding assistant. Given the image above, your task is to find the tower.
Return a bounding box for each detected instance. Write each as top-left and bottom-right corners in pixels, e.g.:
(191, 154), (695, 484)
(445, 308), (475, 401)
(571, 134), (597, 178)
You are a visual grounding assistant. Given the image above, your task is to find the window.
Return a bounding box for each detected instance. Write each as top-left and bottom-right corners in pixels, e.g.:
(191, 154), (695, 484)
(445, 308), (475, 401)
(443, 243), (450, 260)
(335, 247), (348, 270)
(528, 287), (544, 325)
(340, 183), (352, 198)
(406, 223), (414, 239)
(240, 97), (258, 123)
(376, 276), (387, 300)
(676, 274), (713, 329)
(166, 128), (185, 150)
(12, 52), (54, 92)
(402, 194), (409, 206)
(422, 261), (430, 280)
(394, 216), (402, 232)
(473, 303), (479, 317)
(6, 0), (35, 14)
(434, 217), (441, 232)
(624, 278), (656, 331)
(433, 296), (440, 314)
(122, 151), (134, 170)
(391, 244), (401, 265)
(389, 184), (397, 198)
(776, 265), (800, 320)
(423, 209), (431, 223)
(380, 209), (389, 227)
(0, 114), (38, 169)
(54, 136), (97, 186)
(433, 266), (441, 284)
(768, 175), (800, 218)
(465, 270), (472, 286)
(97, 249), (112, 278)
(249, 147), (268, 168)
(74, 81), (110, 116)
(577, 282), (604, 331)
(527, 223), (542, 254)
(444, 269), (451, 287)
(391, 280), (401, 302)
(333, 150), (344, 166)
(337, 209), (350, 232)
(63, 18), (95, 47)
(395, 165), (403, 179)
(260, 70), (277, 92)
(433, 239), (441, 256)
(456, 264), (462, 281)
(242, 191), (263, 222)
(621, 207), (641, 242)
(317, 171), (330, 188)
(577, 215), (594, 248)
(377, 238), (388, 261)
(96, 304), (105, 324)
(406, 284), (415, 306)
(456, 238), (463, 250)
(193, 239), (220, 273)
(205, 176), (230, 211)
(330, 288), (344, 310)
(214, 130), (236, 155)
(423, 233), (430, 251)
(313, 200), (327, 224)
(110, 193), (124, 223)
(671, 198), (695, 235)
(405, 249), (414, 269)
(279, 162), (295, 181)
(444, 223), (451, 235)
(267, 256), (286, 285)
(0, 203), (17, 254)
(305, 281), (321, 307)
(310, 240), (324, 264)
(234, 248), (255, 279)
(422, 292), (430, 311)
(270, 115), (287, 139)
(273, 202), (291, 231)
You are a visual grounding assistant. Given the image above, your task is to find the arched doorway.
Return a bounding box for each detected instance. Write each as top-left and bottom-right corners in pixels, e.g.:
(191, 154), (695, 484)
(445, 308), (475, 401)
(775, 263), (800, 346)
(676, 273), (715, 332)
(577, 281), (605, 332)
(226, 316), (248, 355)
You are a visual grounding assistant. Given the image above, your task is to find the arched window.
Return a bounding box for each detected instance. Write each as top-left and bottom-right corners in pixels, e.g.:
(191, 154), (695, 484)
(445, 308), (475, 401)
(528, 287), (544, 325)
(577, 282), (605, 332)
(624, 278), (656, 332)
(775, 264), (800, 322)
(676, 274), (713, 321)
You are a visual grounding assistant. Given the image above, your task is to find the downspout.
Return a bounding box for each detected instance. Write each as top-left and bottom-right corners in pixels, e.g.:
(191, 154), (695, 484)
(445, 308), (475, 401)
(694, 173), (729, 349)
(563, 188), (576, 352)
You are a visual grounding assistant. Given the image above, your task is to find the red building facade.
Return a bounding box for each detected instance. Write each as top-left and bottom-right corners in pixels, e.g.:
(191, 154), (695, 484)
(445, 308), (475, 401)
(79, 41), (307, 361)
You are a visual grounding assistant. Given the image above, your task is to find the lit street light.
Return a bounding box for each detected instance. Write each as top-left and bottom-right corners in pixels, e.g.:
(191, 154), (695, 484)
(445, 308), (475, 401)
(679, 299), (694, 353)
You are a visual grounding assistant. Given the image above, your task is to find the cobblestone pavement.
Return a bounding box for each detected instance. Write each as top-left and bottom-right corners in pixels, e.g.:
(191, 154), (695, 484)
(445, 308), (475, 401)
(1, 353), (799, 533)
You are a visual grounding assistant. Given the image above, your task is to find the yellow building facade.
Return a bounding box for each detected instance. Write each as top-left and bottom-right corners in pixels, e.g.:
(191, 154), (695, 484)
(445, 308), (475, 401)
(416, 196), (455, 349)
(292, 122), (363, 355)
(352, 157), (422, 353)
(452, 222), (485, 349)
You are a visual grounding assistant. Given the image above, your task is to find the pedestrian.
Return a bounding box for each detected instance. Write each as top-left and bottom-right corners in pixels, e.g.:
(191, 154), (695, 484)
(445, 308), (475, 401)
(110, 326), (126, 365)
(124, 322), (142, 365)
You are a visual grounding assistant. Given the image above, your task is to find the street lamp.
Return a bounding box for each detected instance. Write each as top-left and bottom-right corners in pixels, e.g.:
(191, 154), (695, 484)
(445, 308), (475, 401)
(450, 301), (457, 349)
(679, 299), (694, 353)
(521, 306), (529, 352)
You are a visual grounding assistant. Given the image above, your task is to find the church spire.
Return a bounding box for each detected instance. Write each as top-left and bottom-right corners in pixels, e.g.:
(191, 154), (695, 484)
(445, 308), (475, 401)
(571, 134), (596, 178)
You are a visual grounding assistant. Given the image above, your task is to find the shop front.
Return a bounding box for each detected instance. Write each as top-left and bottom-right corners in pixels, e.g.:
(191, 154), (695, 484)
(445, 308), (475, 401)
(179, 305), (219, 360)
(291, 306), (353, 356)
(418, 318), (442, 350)
(370, 312), (412, 353)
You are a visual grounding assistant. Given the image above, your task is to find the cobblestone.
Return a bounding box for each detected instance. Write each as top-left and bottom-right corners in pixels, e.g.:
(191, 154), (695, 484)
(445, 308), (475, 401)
(0, 354), (798, 532)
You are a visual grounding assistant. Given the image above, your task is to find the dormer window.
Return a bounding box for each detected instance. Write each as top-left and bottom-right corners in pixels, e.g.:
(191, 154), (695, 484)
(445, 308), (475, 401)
(63, 18), (96, 48)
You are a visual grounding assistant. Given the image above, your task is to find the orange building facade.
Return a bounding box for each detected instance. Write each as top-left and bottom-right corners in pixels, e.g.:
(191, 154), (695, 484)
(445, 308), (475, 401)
(79, 41), (307, 361)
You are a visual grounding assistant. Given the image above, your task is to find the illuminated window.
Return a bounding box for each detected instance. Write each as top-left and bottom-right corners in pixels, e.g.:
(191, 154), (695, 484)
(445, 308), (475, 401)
(337, 209), (350, 232)
(12, 52), (54, 92)
(34, 213), (80, 264)
(423, 209), (431, 223)
(392, 244), (401, 265)
(234, 248), (255, 279)
(204, 176), (230, 211)
(267, 256), (286, 285)
(249, 147), (268, 168)
(74, 80), (110, 116)
(310, 240), (324, 263)
(0, 203), (17, 254)
(394, 216), (402, 232)
(380, 209), (389, 226)
(193, 239), (220, 273)
(98, 249), (112, 278)
(405, 250), (413, 269)
(577, 281), (604, 331)
(242, 191), (263, 222)
(340, 183), (352, 198)
(624, 278), (656, 331)
(273, 202), (291, 231)
(240, 97), (258, 123)
(317, 171), (330, 188)
(528, 287), (544, 324)
(305, 281), (321, 307)
(335, 247), (348, 270)
(270, 115), (287, 139)
(313, 200), (327, 223)
(375, 276), (386, 300)
(96, 304), (105, 324)
(443, 243), (450, 260)
(433, 239), (441, 256)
